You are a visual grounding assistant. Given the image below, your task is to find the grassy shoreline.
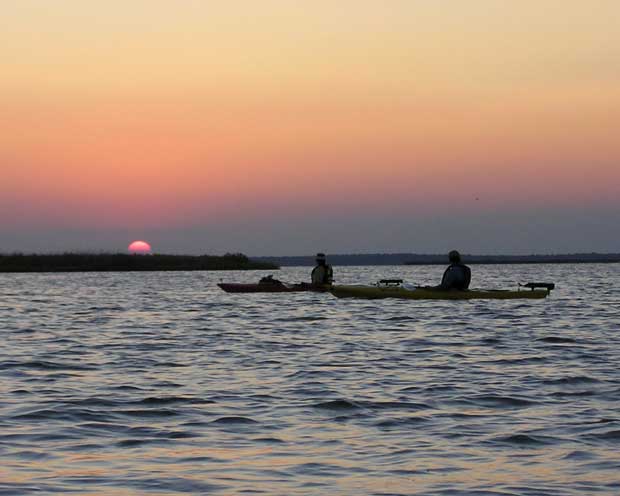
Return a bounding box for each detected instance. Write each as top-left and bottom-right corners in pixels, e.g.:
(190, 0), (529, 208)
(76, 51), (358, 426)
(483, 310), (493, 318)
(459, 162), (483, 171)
(0, 253), (278, 273)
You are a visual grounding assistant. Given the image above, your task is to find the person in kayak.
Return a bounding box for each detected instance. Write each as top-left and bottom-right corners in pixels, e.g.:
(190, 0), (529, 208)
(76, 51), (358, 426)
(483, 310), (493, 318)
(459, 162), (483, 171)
(311, 253), (333, 285)
(437, 250), (471, 290)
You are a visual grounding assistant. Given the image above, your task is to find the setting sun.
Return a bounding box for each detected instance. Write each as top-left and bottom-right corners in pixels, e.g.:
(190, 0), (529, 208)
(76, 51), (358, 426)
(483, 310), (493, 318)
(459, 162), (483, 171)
(128, 240), (152, 254)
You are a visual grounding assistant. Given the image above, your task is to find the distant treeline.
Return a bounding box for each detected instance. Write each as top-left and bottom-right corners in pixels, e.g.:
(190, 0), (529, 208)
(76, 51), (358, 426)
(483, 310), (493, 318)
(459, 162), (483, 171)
(0, 253), (278, 273)
(254, 253), (620, 266)
(405, 253), (620, 265)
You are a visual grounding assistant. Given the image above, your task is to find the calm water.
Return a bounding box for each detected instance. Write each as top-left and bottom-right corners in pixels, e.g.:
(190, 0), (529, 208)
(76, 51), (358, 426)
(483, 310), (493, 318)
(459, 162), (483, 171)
(1, 264), (619, 495)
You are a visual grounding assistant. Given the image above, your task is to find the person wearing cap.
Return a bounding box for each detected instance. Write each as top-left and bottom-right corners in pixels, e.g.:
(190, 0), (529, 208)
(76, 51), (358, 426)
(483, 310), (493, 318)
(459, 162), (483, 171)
(438, 250), (471, 290)
(311, 253), (333, 286)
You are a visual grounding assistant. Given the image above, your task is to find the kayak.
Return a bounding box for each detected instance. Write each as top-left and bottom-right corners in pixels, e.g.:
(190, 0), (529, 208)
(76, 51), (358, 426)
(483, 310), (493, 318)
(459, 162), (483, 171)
(330, 284), (553, 300)
(218, 282), (330, 293)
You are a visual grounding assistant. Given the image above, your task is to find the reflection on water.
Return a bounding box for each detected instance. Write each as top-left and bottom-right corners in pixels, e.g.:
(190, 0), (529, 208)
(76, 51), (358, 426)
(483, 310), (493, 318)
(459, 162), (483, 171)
(1, 264), (620, 495)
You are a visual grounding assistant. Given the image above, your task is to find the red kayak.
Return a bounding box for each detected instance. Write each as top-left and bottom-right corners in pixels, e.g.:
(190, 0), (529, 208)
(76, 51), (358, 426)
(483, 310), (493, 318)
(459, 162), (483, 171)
(219, 282), (301, 293)
(218, 278), (330, 293)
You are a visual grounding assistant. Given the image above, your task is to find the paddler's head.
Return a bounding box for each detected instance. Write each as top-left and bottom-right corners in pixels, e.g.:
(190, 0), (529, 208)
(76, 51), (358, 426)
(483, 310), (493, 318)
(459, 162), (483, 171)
(448, 250), (461, 263)
(316, 253), (327, 265)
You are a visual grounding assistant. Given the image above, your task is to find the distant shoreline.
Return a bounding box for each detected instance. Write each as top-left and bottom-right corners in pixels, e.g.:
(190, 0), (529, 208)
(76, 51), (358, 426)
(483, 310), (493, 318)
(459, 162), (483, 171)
(0, 253), (278, 273)
(255, 253), (620, 266)
(404, 258), (620, 265)
(2, 252), (618, 273)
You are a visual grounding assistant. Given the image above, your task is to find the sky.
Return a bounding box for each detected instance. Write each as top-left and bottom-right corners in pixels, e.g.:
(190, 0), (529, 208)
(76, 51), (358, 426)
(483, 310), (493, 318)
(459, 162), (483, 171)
(1, 0), (619, 255)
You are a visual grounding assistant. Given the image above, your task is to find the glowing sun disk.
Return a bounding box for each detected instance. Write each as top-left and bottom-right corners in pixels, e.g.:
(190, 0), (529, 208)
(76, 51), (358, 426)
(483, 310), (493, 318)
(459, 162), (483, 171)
(128, 240), (152, 254)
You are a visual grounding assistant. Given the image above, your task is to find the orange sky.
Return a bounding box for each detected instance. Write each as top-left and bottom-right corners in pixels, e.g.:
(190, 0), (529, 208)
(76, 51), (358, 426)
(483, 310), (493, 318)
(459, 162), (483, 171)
(1, 1), (619, 252)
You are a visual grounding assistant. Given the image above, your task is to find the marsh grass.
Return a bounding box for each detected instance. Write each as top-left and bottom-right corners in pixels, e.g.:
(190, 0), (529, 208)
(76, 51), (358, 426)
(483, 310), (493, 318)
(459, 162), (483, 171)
(0, 253), (278, 272)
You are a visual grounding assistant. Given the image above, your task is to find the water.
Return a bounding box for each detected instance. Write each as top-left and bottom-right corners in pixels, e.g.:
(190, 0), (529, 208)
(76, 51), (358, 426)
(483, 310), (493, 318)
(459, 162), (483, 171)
(1, 264), (619, 495)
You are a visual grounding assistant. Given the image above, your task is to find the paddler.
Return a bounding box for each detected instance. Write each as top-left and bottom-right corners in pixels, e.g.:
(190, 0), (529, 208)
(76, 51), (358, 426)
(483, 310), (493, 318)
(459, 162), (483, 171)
(437, 250), (471, 290)
(311, 253), (333, 286)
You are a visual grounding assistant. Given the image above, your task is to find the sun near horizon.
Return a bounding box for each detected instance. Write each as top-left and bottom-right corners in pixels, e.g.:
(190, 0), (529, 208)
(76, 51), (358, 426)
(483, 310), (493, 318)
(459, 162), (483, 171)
(128, 240), (152, 254)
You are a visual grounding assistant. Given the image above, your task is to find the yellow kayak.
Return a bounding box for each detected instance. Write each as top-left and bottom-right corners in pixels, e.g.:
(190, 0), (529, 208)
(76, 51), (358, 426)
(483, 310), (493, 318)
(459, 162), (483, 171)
(330, 284), (553, 300)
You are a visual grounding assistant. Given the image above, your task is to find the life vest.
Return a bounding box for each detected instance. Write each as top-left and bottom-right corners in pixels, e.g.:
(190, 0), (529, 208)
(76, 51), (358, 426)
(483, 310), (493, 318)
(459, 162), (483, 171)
(440, 263), (471, 290)
(311, 264), (333, 284)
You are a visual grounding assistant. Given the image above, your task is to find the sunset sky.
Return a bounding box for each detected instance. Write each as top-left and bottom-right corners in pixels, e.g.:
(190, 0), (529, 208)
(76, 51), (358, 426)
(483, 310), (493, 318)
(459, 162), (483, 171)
(2, 1), (619, 255)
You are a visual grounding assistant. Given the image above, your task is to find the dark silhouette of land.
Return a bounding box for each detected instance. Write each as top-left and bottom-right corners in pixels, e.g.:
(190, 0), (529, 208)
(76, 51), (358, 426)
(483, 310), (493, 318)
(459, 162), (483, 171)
(3, 252), (618, 272)
(255, 253), (620, 266)
(0, 253), (278, 273)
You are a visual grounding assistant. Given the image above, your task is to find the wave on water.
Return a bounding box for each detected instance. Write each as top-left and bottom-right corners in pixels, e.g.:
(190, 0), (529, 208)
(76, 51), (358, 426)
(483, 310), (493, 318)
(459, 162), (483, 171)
(458, 394), (537, 409)
(0, 360), (96, 371)
(541, 375), (601, 385)
(489, 433), (564, 447)
(312, 399), (362, 410)
(537, 336), (578, 344)
(210, 416), (258, 424)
